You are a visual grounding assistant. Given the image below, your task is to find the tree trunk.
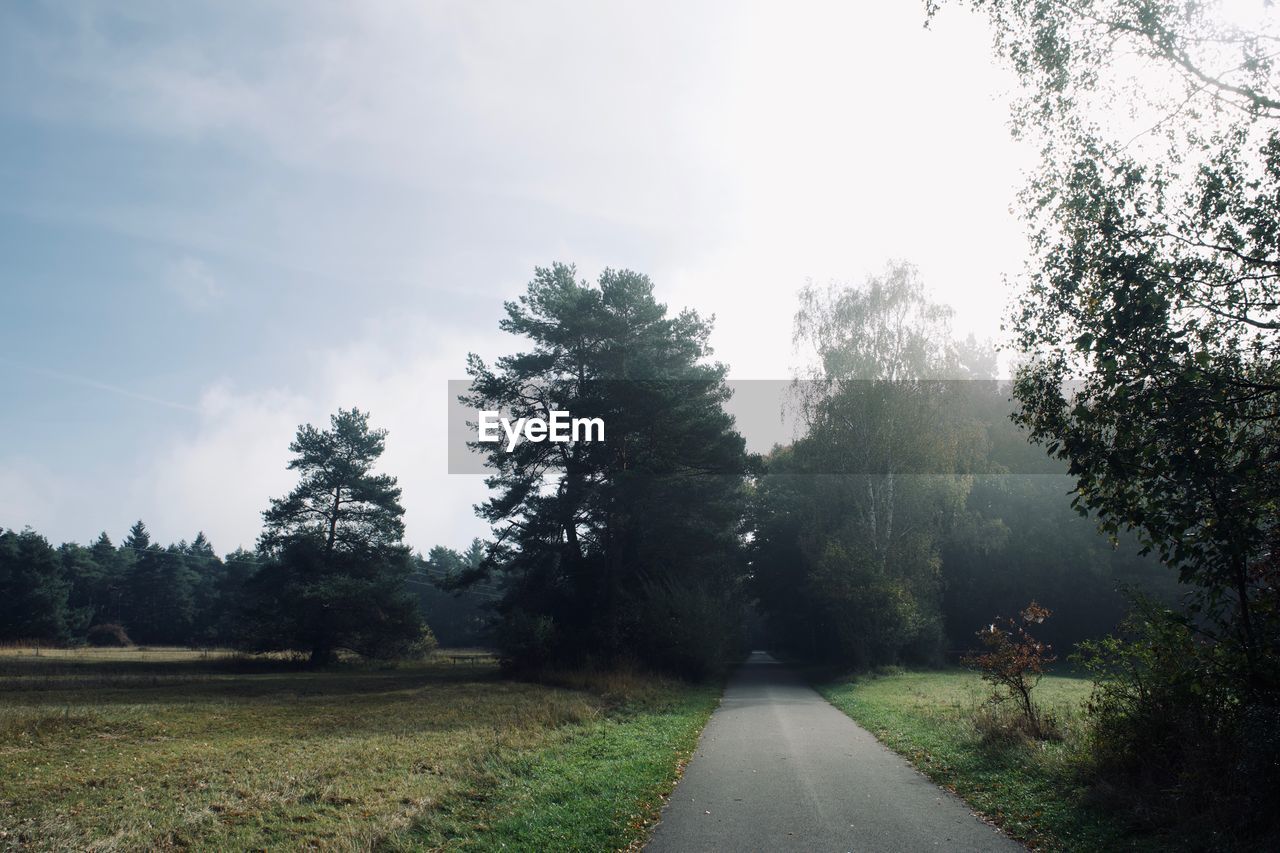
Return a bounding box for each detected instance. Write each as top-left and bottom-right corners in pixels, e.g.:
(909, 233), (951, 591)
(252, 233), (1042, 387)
(1232, 553), (1260, 691)
(326, 487), (342, 555)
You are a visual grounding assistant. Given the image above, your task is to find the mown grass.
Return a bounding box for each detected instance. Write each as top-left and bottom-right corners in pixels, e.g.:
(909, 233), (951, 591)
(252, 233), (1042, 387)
(0, 647), (717, 851)
(819, 669), (1159, 852)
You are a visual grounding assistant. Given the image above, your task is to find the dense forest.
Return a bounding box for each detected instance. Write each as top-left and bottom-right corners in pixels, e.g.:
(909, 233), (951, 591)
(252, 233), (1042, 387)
(0, 270), (1173, 666)
(0, 520), (492, 652)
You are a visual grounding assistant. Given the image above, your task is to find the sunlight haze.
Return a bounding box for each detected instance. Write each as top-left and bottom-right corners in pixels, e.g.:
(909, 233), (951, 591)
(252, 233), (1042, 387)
(2, 1), (1029, 552)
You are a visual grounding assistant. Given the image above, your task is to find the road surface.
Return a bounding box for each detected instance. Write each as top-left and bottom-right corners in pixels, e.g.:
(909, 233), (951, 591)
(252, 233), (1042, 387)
(646, 652), (1023, 852)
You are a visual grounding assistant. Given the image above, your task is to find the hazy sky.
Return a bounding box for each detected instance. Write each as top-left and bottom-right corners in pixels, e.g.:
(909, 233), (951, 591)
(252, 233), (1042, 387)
(1, 1), (1035, 553)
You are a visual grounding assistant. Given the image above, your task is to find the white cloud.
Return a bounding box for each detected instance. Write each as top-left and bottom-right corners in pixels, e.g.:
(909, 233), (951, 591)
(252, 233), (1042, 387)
(139, 321), (492, 553)
(6, 2), (1050, 548)
(142, 383), (308, 551)
(0, 459), (61, 535)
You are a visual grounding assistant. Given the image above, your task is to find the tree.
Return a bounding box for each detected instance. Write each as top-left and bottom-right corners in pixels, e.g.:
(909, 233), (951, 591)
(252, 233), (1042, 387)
(184, 532), (224, 645)
(121, 520), (171, 644)
(933, 0), (1280, 689)
(414, 542), (493, 647)
(116, 521), (200, 646)
(0, 528), (71, 642)
(752, 263), (975, 665)
(934, 0), (1280, 837)
(210, 547), (257, 645)
(123, 519), (150, 551)
(462, 264), (750, 675)
(942, 471), (1178, 653)
(938, 379), (1179, 653)
(247, 408), (423, 665)
(88, 532), (126, 625)
(59, 542), (102, 634)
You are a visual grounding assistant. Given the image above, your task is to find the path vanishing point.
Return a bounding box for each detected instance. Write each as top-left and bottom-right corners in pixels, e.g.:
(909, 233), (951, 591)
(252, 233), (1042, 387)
(646, 652), (1024, 852)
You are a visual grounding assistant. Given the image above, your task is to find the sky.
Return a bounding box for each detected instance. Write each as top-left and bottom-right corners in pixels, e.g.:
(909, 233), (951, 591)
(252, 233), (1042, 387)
(0, 0), (1037, 554)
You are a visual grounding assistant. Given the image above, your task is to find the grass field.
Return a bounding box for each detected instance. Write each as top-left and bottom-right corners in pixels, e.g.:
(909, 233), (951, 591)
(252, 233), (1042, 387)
(0, 647), (718, 851)
(820, 670), (1157, 852)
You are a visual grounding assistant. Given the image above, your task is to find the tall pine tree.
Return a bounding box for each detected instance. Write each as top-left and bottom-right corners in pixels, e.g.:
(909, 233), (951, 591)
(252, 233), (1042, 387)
(463, 264), (750, 676)
(246, 408), (423, 664)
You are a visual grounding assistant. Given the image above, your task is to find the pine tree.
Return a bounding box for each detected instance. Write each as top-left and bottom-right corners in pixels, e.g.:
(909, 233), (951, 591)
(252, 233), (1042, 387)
(247, 408), (423, 664)
(0, 528), (72, 642)
(122, 520), (165, 643)
(89, 532), (126, 625)
(464, 264), (750, 675)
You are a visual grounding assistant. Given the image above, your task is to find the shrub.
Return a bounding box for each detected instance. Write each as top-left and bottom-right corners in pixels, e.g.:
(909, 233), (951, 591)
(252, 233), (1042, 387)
(1075, 605), (1280, 844)
(964, 601), (1057, 740)
(351, 621), (440, 661)
(407, 625), (439, 659)
(85, 623), (132, 647)
(496, 610), (558, 673)
(637, 577), (743, 680)
(972, 696), (1061, 747)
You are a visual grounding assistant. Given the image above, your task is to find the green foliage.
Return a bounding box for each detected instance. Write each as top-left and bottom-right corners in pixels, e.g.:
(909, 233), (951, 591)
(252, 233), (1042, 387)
(0, 522), (252, 650)
(84, 532), (126, 625)
(752, 263), (976, 666)
(940, 0), (1280, 683)
(246, 408), (424, 665)
(933, 4), (1280, 842)
(1076, 605), (1280, 845)
(495, 609), (558, 672)
(125, 541), (199, 645)
(406, 624), (439, 660)
(240, 527), (419, 660)
(261, 408), (406, 555)
(941, 472), (1178, 655)
(207, 547), (255, 645)
(821, 670), (1147, 850)
(0, 509), (441, 659)
(0, 528), (72, 642)
(636, 576), (745, 680)
(463, 263), (750, 676)
(414, 542), (493, 647)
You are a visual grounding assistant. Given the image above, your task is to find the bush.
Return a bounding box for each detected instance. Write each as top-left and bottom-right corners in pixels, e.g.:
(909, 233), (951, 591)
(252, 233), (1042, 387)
(407, 625), (439, 659)
(86, 623), (132, 647)
(1076, 606), (1280, 846)
(964, 601), (1056, 740)
(496, 610), (558, 673)
(973, 697), (1061, 747)
(637, 577), (743, 680)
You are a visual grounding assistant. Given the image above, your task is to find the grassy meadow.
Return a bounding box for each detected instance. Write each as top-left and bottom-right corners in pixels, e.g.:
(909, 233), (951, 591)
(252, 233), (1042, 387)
(0, 646), (717, 851)
(820, 670), (1158, 852)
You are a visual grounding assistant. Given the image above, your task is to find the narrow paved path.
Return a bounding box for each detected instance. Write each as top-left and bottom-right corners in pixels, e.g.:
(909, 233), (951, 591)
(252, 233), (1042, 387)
(647, 652), (1022, 852)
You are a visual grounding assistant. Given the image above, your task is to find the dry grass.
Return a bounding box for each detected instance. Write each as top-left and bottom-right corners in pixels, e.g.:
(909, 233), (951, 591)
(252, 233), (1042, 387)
(0, 648), (713, 851)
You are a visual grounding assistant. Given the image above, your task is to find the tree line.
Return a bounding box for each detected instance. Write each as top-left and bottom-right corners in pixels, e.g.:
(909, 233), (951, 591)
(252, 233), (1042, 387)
(1, 513), (491, 654)
(1, 522), (251, 648)
(0, 266), (1179, 675)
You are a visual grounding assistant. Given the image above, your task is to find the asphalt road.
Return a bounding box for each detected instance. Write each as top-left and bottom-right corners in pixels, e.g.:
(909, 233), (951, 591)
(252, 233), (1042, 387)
(646, 652), (1023, 852)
